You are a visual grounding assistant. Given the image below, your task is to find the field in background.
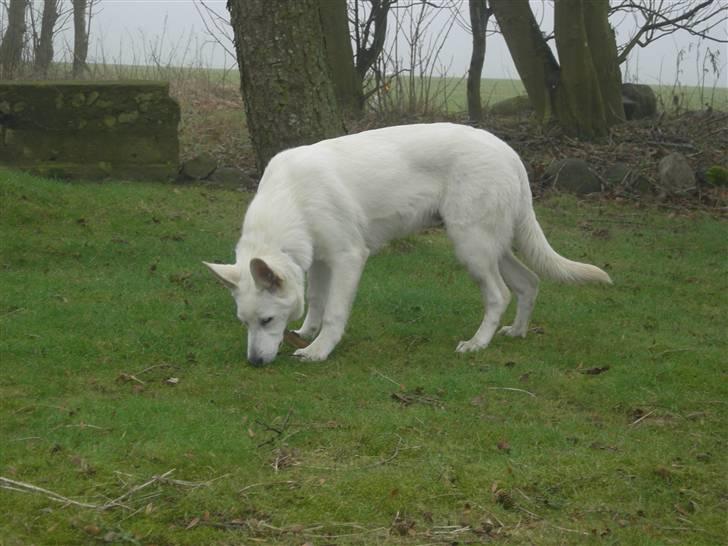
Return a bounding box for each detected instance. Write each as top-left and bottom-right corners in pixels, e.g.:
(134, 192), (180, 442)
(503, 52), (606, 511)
(75, 62), (728, 114)
(1, 169), (726, 545)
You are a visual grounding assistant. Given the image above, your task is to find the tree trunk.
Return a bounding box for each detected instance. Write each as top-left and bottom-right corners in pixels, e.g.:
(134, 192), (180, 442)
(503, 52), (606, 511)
(466, 0), (490, 123)
(582, 0), (625, 125)
(553, 0), (609, 138)
(492, 0), (625, 139)
(72, 0), (89, 78)
(318, 0), (363, 116)
(0, 0), (29, 79)
(34, 0), (59, 76)
(227, 0), (345, 173)
(489, 0), (559, 124)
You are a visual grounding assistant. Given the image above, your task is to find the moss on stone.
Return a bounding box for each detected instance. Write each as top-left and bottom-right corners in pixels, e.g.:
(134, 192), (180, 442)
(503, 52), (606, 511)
(0, 81), (179, 181)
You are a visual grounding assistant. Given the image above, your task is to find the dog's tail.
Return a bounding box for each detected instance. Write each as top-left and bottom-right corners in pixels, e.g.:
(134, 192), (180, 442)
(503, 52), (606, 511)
(515, 207), (612, 284)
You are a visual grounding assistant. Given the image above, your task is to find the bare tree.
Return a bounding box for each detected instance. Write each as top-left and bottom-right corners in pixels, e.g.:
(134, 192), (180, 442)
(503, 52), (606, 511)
(466, 0), (492, 123)
(32, 0), (60, 76)
(71, 0), (98, 77)
(0, 0), (29, 78)
(611, 0), (728, 64)
(351, 0), (395, 81)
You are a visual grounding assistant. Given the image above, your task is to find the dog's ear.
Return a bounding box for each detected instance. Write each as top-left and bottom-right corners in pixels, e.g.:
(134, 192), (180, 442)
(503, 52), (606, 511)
(250, 258), (282, 291)
(203, 262), (240, 290)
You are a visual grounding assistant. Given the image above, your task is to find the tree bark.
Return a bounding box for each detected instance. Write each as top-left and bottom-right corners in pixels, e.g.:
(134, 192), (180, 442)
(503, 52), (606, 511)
(72, 0), (89, 78)
(489, 0), (559, 124)
(318, 0), (363, 116)
(582, 0), (625, 125)
(553, 0), (607, 138)
(466, 0), (490, 123)
(0, 0), (29, 79)
(34, 0), (59, 76)
(227, 0), (345, 173)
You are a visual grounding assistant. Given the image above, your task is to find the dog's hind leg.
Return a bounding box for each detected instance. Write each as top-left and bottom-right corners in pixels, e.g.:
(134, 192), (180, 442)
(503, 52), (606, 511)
(294, 248), (369, 361)
(448, 225), (511, 353)
(296, 260), (330, 339)
(498, 251), (539, 338)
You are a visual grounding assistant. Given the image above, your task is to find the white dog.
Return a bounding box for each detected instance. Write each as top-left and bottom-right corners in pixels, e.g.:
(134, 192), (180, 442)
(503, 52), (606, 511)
(204, 123), (611, 365)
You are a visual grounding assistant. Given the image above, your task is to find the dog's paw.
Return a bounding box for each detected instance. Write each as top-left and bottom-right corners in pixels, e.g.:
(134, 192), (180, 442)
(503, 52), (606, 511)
(293, 345), (330, 362)
(498, 325), (527, 338)
(293, 327), (317, 340)
(456, 339), (488, 353)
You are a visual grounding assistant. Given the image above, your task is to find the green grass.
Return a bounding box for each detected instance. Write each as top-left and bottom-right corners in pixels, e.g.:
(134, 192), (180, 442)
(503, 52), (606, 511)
(1, 169), (726, 545)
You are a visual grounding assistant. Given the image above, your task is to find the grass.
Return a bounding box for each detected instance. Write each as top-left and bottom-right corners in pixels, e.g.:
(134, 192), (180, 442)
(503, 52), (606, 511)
(1, 168), (727, 545)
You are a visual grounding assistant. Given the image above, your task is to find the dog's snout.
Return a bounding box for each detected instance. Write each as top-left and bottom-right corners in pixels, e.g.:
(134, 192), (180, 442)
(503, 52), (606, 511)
(248, 353), (266, 367)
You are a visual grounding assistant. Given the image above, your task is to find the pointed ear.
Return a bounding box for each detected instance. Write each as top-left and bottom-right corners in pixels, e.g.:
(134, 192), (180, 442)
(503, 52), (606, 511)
(202, 262), (240, 290)
(250, 258), (282, 291)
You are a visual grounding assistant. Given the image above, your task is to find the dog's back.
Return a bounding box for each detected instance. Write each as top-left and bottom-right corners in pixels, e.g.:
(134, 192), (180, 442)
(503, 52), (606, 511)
(251, 123), (529, 254)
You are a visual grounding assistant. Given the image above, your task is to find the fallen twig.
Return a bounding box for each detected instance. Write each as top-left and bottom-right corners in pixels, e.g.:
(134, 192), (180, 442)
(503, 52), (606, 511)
(0, 477), (101, 509)
(371, 367), (404, 389)
(629, 409), (656, 427)
(0, 469), (221, 511)
(488, 387), (536, 398)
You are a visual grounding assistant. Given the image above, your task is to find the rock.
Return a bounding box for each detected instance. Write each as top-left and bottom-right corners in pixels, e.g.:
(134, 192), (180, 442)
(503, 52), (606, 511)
(603, 162), (653, 194)
(622, 83), (657, 120)
(603, 162), (632, 189)
(489, 95), (533, 116)
(545, 158), (602, 195)
(630, 175), (654, 195)
(180, 154), (217, 180)
(658, 152), (696, 195)
(208, 166), (257, 191)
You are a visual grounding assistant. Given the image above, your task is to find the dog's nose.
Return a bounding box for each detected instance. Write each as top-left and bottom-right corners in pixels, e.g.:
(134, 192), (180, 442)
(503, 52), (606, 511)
(248, 353), (266, 367)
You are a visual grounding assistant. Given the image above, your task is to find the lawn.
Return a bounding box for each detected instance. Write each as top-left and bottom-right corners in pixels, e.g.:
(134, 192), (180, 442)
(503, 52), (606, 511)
(1, 169), (726, 545)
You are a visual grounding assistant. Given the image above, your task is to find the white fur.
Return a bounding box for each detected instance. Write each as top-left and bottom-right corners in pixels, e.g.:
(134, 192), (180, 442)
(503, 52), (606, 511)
(204, 123), (611, 365)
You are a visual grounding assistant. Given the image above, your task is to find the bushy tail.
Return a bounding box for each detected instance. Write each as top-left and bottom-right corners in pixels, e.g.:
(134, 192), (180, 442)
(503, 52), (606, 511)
(515, 207), (612, 284)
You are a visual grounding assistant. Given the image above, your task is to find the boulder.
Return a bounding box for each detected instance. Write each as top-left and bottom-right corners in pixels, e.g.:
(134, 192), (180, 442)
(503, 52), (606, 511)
(489, 95), (533, 116)
(657, 152), (695, 195)
(179, 154), (217, 180)
(208, 166), (257, 191)
(603, 162), (632, 189)
(545, 158), (602, 195)
(603, 162), (653, 194)
(622, 83), (657, 120)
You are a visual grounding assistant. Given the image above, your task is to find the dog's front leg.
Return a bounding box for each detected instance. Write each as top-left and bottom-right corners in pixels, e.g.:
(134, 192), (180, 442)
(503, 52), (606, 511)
(294, 249), (369, 361)
(295, 260), (330, 339)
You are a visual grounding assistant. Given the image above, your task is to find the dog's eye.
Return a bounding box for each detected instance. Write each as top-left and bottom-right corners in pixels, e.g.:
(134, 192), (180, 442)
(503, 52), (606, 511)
(260, 317), (273, 326)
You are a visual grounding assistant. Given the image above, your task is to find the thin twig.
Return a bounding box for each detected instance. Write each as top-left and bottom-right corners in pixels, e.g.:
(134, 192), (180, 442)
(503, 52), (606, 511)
(487, 387), (536, 398)
(101, 469), (176, 509)
(0, 469), (220, 512)
(135, 363), (172, 375)
(630, 409), (656, 427)
(239, 480), (296, 494)
(550, 523), (590, 535)
(371, 367), (403, 388)
(0, 477), (100, 509)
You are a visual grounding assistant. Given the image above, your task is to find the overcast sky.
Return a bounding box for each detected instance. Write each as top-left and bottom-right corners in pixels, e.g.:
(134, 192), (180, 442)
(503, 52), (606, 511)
(66, 0), (728, 88)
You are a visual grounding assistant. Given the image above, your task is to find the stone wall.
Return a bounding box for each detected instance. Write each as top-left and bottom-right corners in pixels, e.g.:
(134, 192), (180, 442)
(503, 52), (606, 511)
(0, 81), (180, 180)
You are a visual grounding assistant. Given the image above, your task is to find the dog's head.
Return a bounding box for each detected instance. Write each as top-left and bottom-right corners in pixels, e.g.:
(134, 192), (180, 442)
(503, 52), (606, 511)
(203, 255), (304, 366)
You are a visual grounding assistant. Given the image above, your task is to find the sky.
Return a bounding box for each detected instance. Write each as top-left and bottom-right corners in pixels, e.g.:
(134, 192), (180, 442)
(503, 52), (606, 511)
(45, 0), (728, 88)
